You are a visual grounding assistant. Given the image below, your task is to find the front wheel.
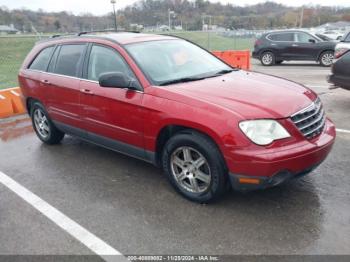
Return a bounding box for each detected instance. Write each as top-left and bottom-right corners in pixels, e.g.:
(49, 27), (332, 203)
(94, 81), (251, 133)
(319, 51), (334, 67)
(162, 131), (228, 203)
(260, 51), (275, 66)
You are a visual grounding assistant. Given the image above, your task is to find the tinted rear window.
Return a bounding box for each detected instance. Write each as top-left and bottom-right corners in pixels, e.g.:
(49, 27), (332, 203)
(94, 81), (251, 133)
(268, 33), (294, 42)
(54, 44), (85, 77)
(29, 46), (55, 71)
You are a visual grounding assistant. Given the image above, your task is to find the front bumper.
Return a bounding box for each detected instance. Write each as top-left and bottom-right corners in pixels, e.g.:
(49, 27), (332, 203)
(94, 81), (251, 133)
(252, 51), (259, 59)
(227, 118), (336, 191)
(328, 74), (350, 90)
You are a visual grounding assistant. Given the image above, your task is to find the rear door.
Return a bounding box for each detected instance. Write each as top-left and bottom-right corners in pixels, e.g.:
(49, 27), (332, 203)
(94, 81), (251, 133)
(23, 45), (56, 108)
(79, 43), (145, 156)
(267, 32), (295, 59)
(44, 43), (87, 129)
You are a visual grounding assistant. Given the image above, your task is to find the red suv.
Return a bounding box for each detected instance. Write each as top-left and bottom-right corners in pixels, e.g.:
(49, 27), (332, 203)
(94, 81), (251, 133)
(19, 32), (336, 202)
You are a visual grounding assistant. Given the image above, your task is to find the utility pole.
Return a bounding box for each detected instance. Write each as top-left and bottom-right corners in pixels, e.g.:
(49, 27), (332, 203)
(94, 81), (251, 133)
(111, 0), (117, 31)
(299, 6), (304, 28)
(168, 9), (175, 30)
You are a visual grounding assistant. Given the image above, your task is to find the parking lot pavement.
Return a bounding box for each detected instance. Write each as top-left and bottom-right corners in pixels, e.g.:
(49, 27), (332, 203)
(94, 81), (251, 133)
(0, 63), (350, 258)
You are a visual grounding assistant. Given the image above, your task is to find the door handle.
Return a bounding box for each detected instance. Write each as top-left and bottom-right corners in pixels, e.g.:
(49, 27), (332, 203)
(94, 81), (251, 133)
(80, 88), (94, 95)
(292, 44), (299, 47)
(41, 79), (51, 85)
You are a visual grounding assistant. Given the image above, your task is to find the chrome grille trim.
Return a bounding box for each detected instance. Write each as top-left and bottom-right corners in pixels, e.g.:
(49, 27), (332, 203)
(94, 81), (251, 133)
(291, 98), (326, 139)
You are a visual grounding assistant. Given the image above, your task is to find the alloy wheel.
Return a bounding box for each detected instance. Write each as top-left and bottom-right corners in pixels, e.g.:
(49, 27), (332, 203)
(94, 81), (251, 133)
(170, 146), (211, 194)
(262, 53), (273, 65)
(321, 53), (334, 66)
(33, 108), (50, 139)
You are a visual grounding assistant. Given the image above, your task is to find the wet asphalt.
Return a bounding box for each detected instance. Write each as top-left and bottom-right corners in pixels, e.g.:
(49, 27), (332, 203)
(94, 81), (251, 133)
(0, 60), (349, 256)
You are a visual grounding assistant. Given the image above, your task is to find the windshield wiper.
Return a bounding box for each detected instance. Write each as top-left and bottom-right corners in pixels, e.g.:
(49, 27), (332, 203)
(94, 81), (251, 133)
(158, 69), (236, 86)
(212, 69), (235, 76)
(159, 76), (206, 86)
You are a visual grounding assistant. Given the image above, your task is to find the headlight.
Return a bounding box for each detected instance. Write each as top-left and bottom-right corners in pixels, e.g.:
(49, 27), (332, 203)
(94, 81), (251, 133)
(239, 120), (290, 146)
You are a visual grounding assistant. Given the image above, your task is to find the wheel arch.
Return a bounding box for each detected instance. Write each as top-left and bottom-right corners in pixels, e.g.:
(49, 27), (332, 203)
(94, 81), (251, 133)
(26, 97), (39, 115)
(154, 123), (227, 169)
(317, 49), (334, 61)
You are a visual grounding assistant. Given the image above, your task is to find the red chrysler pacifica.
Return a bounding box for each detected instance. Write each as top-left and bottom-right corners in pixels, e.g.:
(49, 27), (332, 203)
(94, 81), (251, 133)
(19, 32), (336, 202)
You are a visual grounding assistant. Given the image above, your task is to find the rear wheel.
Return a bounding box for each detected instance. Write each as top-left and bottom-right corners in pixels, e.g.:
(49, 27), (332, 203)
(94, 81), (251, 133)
(162, 131), (228, 203)
(260, 51), (275, 66)
(319, 51), (334, 67)
(31, 102), (65, 144)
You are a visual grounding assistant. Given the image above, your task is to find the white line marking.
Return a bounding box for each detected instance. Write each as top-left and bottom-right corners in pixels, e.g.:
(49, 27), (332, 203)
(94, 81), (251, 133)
(0, 171), (127, 261)
(336, 128), (350, 134)
(10, 90), (20, 96)
(0, 94), (5, 100)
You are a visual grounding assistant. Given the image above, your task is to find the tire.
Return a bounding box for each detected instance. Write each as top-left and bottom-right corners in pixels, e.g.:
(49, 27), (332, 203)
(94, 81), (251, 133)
(161, 130), (228, 203)
(260, 51), (275, 66)
(276, 60), (283, 64)
(30, 102), (65, 144)
(319, 51), (334, 67)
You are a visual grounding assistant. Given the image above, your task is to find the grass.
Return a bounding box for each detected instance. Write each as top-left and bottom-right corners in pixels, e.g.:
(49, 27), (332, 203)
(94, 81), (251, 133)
(0, 36), (38, 89)
(0, 32), (254, 90)
(163, 31), (255, 51)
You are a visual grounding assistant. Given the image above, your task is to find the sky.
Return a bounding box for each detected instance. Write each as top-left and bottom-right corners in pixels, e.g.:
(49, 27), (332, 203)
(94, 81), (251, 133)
(1, 0), (350, 15)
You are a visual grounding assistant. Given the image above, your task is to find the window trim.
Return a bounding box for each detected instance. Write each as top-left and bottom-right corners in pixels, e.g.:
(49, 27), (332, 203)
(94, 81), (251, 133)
(266, 32), (296, 43)
(27, 45), (56, 71)
(83, 43), (142, 91)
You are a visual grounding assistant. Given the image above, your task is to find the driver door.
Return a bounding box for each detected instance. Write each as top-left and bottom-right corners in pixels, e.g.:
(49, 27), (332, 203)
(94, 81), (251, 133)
(290, 32), (320, 60)
(79, 43), (145, 154)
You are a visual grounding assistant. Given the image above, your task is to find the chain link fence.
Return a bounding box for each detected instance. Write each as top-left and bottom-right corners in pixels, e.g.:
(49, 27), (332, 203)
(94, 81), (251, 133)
(0, 32), (255, 90)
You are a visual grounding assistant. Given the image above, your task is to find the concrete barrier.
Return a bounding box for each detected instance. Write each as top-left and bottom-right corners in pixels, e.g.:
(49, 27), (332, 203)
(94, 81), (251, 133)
(212, 50), (251, 70)
(0, 88), (26, 119)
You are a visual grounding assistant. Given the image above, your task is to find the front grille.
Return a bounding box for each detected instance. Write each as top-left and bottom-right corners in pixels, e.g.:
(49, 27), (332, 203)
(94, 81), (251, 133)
(291, 98), (326, 139)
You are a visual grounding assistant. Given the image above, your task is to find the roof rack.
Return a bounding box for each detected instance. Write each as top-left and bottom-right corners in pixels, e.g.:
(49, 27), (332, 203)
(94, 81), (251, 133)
(50, 33), (78, 38)
(78, 29), (140, 36)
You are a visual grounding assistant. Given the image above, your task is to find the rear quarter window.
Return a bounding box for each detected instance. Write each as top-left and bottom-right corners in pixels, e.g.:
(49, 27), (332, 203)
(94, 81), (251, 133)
(29, 46), (55, 71)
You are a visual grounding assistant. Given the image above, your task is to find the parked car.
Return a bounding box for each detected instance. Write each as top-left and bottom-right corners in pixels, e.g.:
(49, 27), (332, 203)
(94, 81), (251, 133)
(321, 31), (344, 41)
(334, 31), (350, 60)
(329, 31), (350, 90)
(19, 32), (336, 203)
(328, 50), (350, 90)
(253, 30), (336, 66)
(315, 33), (336, 42)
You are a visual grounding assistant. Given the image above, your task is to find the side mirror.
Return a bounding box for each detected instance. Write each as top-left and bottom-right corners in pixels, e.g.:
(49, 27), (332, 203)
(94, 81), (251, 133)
(309, 39), (316, 44)
(99, 72), (138, 90)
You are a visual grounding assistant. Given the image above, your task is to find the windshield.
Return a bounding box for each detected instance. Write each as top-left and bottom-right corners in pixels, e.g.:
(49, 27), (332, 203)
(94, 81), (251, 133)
(125, 40), (232, 86)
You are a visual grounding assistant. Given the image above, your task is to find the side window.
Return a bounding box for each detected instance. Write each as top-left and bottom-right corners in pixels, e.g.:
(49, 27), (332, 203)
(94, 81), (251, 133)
(345, 33), (350, 42)
(269, 33), (294, 42)
(29, 46), (54, 71)
(296, 32), (317, 43)
(87, 45), (135, 81)
(54, 44), (85, 77)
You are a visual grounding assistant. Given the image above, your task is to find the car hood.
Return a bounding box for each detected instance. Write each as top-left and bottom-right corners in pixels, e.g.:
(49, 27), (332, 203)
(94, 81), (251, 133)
(167, 70), (317, 119)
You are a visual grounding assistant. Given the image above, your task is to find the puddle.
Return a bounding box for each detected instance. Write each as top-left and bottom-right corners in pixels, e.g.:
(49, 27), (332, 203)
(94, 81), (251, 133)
(0, 116), (33, 142)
